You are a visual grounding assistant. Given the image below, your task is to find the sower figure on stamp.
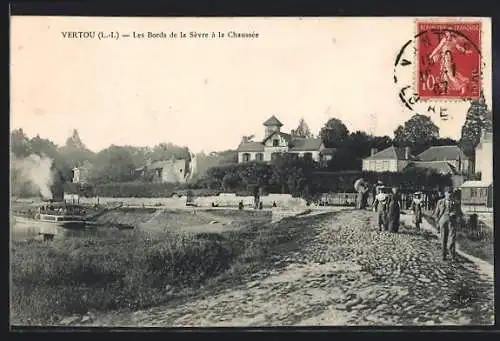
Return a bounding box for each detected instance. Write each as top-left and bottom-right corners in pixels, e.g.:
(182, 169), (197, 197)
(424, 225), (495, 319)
(386, 187), (401, 233)
(434, 187), (463, 261)
(411, 191), (423, 230)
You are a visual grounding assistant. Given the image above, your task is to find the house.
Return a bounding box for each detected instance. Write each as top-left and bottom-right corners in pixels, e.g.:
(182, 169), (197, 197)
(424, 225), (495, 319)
(416, 145), (471, 175)
(237, 115), (334, 164)
(362, 145), (471, 179)
(135, 158), (189, 183)
(474, 128), (493, 183)
(72, 161), (92, 184)
(460, 180), (493, 212)
(362, 146), (416, 172)
(460, 129), (493, 212)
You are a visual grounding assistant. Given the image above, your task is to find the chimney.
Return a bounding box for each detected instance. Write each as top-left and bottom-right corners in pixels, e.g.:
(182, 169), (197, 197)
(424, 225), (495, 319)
(370, 148), (377, 156)
(405, 146), (411, 160)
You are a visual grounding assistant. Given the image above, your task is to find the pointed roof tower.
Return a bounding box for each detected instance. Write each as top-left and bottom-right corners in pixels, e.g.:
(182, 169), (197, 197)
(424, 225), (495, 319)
(263, 115), (283, 127)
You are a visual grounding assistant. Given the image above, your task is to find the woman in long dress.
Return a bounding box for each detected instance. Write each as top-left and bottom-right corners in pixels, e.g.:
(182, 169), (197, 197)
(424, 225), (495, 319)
(373, 186), (389, 231)
(386, 187), (401, 233)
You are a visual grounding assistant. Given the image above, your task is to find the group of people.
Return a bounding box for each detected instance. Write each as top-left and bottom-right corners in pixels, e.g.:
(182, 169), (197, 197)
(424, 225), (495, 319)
(372, 181), (462, 262)
(373, 182), (401, 233)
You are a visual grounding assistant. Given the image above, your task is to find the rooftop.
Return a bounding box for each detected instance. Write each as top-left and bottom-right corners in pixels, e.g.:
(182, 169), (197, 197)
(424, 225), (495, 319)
(418, 145), (469, 162)
(404, 161), (458, 175)
(237, 141), (265, 152)
(461, 180), (493, 188)
(289, 137), (323, 151)
(364, 146), (415, 160)
(263, 115), (283, 127)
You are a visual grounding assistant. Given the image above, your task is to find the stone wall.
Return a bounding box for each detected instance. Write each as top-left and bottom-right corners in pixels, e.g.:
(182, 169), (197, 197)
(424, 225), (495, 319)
(64, 193), (307, 209)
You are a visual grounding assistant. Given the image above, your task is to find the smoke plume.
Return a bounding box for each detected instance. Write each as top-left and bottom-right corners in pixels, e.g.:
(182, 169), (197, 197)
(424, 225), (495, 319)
(11, 153), (55, 200)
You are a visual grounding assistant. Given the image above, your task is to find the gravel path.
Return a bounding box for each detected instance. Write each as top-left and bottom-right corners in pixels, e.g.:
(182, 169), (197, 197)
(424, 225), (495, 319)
(65, 210), (495, 327)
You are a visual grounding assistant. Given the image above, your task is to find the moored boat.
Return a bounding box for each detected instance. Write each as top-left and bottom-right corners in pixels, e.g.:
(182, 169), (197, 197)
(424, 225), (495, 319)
(12, 201), (88, 239)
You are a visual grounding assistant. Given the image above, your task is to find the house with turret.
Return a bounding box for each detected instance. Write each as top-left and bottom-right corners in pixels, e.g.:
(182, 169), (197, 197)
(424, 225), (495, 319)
(236, 115), (334, 165)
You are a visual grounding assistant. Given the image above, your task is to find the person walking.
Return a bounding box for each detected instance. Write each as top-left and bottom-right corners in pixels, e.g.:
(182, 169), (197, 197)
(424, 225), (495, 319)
(434, 187), (462, 261)
(386, 187), (401, 233)
(373, 186), (388, 231)
(411, 191), (423, 230)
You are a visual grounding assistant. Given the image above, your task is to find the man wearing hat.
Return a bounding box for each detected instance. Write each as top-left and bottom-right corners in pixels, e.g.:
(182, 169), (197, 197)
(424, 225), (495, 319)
(434, 187), (463, 261)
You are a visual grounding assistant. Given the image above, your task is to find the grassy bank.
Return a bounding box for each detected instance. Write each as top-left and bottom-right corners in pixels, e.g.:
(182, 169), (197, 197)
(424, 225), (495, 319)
(423, 215), (494, 265)
(11, 210), (321, 325)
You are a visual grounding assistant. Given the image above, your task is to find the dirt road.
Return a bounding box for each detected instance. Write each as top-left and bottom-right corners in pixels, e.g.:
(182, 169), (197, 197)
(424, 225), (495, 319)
(68, 210), (494, 327)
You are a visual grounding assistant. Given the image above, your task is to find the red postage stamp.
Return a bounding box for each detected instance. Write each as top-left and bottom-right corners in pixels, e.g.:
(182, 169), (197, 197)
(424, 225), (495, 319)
(416, 21), (482, 101)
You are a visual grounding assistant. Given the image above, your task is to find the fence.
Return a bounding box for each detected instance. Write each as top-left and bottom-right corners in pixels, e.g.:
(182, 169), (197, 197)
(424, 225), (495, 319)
(318, 193), (358, 206)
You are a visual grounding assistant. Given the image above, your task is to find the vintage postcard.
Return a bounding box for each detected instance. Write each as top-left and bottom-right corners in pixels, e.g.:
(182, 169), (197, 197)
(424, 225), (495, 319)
(10, 17), (493, 328)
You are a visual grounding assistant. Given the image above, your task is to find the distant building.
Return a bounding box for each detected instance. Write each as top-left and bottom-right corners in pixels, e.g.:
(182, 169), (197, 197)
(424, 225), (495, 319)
(135, 158), (189, 183)
(72, 161), (92, 184)
(362, 145), (471, 180)
(237, 115), (335, 165)
(460, 129), (493, 212)
(416, 145), (471, 175)
(362, 146), (415, 172)
(474, 129), (493, 183)
(460, 180), (493, 212)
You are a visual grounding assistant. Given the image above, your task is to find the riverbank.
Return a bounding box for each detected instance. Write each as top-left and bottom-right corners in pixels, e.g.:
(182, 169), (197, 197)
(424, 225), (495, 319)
(10, 209), (314, 326)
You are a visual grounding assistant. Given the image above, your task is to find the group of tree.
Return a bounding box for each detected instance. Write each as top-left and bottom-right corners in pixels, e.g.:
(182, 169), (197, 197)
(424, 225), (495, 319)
(10, 128), (192, 186)
(191, 153), (452, 197)
(196, 153), (316, 197)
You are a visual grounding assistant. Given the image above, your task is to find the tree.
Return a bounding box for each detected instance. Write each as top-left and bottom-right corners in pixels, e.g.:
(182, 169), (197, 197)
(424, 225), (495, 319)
(324, 132), (394, 172)
(431, 137), (458, 146)
(291, 118), (312, 138)
(369, 135), (393, 152)
(65, 129), (86, 150)
(59, 129), (95, 169)
(393, 114), (439, 154)
(319, 118), (349, 148)
(92, 146), (137, 183)
(10, 128), (32, 157)
(459, 92), (492, 158)
(150, 142), (190, 162)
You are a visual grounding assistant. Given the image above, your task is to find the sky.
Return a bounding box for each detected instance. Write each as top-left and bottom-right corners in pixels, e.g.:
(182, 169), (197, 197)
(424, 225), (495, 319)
(11, 17), (492, 153)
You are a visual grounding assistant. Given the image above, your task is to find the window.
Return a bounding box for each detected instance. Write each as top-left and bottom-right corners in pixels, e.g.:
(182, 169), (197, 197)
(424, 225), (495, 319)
(242, 153), (250, 162)
(273, 139), (279, 147)
(179, 169), (183, 173)
(470, 188), (477, 197)
(304, 152), (313, 160)
(382, 161), (390, 171)
(255, 153), (264, 162)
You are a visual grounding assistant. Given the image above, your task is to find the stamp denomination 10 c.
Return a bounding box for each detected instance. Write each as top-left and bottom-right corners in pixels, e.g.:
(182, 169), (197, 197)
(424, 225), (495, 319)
(416, 21), (481, 101)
